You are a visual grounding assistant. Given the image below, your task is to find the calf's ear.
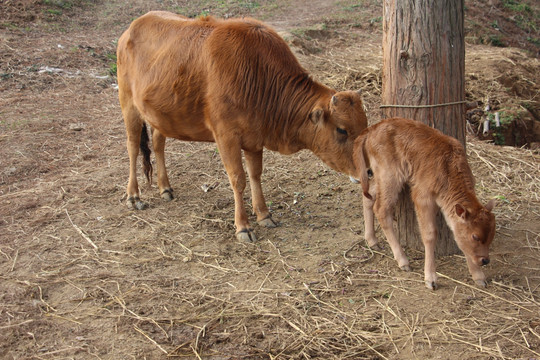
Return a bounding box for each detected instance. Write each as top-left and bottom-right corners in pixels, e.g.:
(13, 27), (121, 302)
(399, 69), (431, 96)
(310, 107), (324, 125)
(455, 204), (468, 220)
(485, 199), (495, 212)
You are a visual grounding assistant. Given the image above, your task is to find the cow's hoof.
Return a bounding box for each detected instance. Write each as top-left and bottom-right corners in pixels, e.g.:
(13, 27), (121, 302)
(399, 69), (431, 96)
(425, 281), (438, 290)
(400, 264), (411, 272)
(258, 215), (278, 228)
(236, 229), (257, 242)
(367, 242), (382, 251)
(475, 279), (487, 288)
(127, 196), (148, 210)
(161, 189), (174, 202)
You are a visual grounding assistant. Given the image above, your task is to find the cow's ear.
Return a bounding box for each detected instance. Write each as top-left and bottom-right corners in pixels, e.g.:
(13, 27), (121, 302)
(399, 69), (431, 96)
(455, 204), (468, 220)
(310, 107), (324, 124)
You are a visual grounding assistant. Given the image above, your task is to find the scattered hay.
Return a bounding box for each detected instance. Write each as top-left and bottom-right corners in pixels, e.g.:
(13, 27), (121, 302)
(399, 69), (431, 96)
(1, 4), (539, 359)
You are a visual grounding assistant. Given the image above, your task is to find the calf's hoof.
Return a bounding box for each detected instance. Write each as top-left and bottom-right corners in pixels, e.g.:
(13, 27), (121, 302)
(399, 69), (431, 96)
(367, 241), (382, 251)
(425, 281), (438, 290)
(258, 215), (278, 228)
(161, 189), (174, 202)
(236, 229), (257, 242)
(400, 264), (411, 272)
(127, 196), (148, 210)
(475, 279), (487, 288)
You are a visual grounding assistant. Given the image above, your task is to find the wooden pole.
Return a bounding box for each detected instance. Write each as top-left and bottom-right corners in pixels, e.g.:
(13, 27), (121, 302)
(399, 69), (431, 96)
(381, 0), (466, 256)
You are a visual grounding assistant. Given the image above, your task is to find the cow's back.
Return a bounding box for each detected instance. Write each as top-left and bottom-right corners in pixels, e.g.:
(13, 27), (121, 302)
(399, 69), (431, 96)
(365, 119), (474, 194)
(117, 12), (318, 143)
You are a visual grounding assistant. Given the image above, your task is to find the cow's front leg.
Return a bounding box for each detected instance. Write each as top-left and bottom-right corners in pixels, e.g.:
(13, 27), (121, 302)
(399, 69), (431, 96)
(244, 149), (278, 228)
(374, 196), (410, 271)
(362, 192), (379, 249)
(216, 137), (256, 242)
(414, 197), (439, 290)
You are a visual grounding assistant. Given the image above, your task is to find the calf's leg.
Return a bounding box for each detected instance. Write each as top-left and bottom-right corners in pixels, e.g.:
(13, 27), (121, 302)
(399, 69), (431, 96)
(413, 196), (439, 290)
(465, 255), (487, 287)
(244, 150), (278, 228)
(362, 194), (379, 249)
(152, 129), (173, 201)
(374, 182), (410, 271)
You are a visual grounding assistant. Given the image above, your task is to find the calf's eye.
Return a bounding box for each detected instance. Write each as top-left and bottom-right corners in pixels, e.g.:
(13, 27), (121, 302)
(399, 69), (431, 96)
(337, 127), (348, 136)
(472, 234), (480, 242)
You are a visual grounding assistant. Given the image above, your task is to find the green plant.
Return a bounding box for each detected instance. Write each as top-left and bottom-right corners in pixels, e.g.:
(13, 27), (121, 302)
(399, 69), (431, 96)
(494, 195), (510, 203)
(493, 132), (505, 145)
(502, 0), (532, 13)
(108, 63), (117, 77)
(46, 9), (63, 16)
(527, 37), (540, 46)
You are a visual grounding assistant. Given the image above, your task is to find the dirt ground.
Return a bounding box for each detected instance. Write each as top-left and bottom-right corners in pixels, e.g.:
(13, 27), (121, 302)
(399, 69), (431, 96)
(1, 0), (539, 359)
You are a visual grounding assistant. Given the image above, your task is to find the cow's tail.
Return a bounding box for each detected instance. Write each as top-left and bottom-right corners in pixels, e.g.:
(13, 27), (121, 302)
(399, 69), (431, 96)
(140, 122), (153, 184)
(353, 135), (372, 200)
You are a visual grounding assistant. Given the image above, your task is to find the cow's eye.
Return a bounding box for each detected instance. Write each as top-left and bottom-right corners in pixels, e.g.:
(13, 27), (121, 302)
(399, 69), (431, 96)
(337, 127), (348, 136)
(472, 234), (480, 242)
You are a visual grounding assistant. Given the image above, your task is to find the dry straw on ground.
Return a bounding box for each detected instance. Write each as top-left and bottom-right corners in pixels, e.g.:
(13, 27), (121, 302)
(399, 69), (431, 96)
(1, 4), (539, 358)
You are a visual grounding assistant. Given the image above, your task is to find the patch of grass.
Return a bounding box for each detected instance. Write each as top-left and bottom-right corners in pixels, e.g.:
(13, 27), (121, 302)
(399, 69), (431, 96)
(514, 14), (538, 32)
(44, 0), (74, 9)
(488, 34), (506, 47)
(108, 63), (117, 77)
(502, 0), (532, 13)
(488, 111), (518, 145)
(527, 36), (540, 46)
(105, 51), (117, 76)
(46, 8), (63, 16)
(369, 16), (382, 25)
(290, 23), (328, 39)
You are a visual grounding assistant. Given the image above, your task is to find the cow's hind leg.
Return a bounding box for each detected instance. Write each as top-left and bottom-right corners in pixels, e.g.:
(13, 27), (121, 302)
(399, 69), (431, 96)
(215, 136), (256, 242)
(244, 150), (278, 228)
(122, 103), (148, 210)
(152, 128), (173, 201)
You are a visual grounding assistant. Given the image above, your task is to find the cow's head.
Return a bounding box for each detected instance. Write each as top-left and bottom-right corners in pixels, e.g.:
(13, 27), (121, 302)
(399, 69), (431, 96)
(308, 90), (368, 176)
(452, 200), (496, 267)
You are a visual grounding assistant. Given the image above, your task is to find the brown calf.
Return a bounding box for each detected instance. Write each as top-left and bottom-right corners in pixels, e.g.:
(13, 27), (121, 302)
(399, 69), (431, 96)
(117, 12), (368, 242)
(353, 118), (496, 289)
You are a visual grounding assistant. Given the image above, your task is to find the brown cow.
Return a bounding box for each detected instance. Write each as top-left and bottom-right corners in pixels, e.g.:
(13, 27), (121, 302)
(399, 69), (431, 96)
(353, 118), (496, 289)
(117, 11), (368, 242)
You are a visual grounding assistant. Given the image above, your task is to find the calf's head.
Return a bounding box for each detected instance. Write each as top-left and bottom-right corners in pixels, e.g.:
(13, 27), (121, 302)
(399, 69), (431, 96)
(453, 200), (496, 267)
(308, 90), (368, 176)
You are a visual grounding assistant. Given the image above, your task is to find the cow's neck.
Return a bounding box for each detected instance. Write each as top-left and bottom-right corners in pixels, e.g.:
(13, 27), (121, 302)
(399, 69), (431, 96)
(438, 184), (481, 232)
(266, 86), (333, 155)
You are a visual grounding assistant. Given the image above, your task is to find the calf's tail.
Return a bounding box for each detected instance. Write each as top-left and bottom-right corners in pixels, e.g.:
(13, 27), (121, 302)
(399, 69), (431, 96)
(353, 136), (372, 200)
(140, 123), (153, 184)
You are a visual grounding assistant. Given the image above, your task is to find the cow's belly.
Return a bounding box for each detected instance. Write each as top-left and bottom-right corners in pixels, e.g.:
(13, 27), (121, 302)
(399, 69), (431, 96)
(137, 96), (215, 142)
(139, 110), (214, 143)
(150, 117), (215, 142)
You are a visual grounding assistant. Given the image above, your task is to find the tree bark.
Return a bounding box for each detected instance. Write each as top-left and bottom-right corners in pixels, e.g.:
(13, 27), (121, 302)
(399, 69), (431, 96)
(381, 0), (465, 256)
